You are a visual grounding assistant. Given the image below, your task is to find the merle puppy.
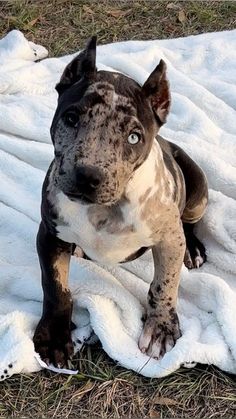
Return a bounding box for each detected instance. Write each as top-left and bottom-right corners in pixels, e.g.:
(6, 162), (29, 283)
(33, 37), (208, 367)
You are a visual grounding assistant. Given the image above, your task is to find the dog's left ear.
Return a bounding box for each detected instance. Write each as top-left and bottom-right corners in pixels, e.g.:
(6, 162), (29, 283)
(142, 59), (171, 124)
(56, 36), (97, 96)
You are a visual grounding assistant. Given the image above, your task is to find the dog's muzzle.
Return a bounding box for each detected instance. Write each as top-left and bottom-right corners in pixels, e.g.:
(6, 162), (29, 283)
(66, 165), (104, 203)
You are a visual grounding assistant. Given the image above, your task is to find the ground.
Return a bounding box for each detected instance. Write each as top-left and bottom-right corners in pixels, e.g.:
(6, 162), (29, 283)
(0, 0), (236, 417)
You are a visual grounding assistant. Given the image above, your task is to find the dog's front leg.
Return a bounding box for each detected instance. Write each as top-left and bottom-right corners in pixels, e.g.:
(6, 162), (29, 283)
(33, 221), (74, 367)
(139, 223), (185, 359)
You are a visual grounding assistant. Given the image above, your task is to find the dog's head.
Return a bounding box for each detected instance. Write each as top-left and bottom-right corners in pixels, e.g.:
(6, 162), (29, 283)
(51, 36), (171, 205)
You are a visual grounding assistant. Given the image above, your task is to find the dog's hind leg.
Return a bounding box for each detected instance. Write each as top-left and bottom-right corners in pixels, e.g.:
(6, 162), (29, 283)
(170, 142), (208, 269)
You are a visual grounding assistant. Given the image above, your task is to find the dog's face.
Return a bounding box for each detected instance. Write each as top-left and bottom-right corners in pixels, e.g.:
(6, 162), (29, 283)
(51, 37), (171, 205)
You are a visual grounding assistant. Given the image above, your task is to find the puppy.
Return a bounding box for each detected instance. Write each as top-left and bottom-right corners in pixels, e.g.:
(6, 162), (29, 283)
(33, 37), (208, 367)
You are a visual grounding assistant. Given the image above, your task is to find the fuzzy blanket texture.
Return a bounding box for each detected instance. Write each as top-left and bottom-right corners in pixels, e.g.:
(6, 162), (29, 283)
(0, 29), (236, 381)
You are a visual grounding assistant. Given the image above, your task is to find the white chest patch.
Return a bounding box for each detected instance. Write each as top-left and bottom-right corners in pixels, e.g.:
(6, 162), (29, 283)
(56, 191), (155, 264)
(55, 142), (172, 264)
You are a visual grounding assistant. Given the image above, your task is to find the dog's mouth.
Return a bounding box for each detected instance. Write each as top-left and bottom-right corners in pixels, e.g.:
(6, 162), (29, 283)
(66, 192), (94, 204)
(66, 191), (118, 206)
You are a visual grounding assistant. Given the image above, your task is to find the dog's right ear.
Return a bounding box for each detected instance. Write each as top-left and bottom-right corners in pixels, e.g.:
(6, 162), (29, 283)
(55, 36), (97, 96)
(142, 59), (171, 125)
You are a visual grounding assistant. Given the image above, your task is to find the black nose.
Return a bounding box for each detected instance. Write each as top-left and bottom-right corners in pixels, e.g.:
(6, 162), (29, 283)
(76, 166), (102, 193)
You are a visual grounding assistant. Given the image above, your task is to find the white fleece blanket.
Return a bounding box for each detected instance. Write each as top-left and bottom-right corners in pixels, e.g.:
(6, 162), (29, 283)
(0, 29), (236, 381)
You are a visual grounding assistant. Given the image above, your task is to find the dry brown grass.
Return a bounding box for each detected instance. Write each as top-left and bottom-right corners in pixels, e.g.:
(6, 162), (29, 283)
(0, 0), (235, 55)
(0, 344), (236, 418)
(0, 0), (236, 417)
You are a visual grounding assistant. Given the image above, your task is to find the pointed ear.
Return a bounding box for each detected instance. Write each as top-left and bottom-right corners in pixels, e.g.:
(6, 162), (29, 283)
(142, 59), (171, 124)
(56, 36), (97, 95)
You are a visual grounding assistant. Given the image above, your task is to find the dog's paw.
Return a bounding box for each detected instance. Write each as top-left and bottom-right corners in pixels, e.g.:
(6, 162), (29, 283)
(138, 312), (181, 359)
(33, 318), (74, 368)
(184, 244), (206, 269)
(184, 235), (206, 269)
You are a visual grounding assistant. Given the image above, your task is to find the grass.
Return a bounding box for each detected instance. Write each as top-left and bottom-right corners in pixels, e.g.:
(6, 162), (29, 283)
(1, 345), (236, 417)
(0, 0), (236, 417)
(0, 0), (235, 55)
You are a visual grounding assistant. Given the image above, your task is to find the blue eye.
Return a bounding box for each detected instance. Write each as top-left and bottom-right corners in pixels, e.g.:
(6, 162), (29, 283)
(128, 132), (140, 145)
(64, 110), (79, 127)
